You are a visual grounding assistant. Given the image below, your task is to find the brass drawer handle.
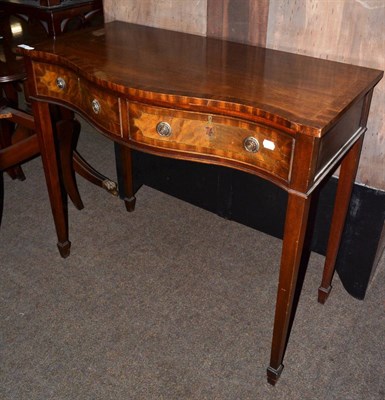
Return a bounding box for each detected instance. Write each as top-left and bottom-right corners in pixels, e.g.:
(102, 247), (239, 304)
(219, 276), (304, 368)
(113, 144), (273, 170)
(91, 99), (101, 114)
(156, 121), (172, 137)
(243, 136), (259, 153)
(55, 77), (66, 90)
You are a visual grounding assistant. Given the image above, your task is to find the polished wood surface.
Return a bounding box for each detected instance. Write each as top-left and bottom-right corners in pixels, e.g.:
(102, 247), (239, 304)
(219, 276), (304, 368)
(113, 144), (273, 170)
(24, 22), (380, 137)
(19, 21), (383, 386)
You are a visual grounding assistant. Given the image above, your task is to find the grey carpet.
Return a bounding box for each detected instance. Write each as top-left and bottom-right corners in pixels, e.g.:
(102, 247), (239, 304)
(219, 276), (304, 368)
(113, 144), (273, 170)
(1, 123), (384, 400)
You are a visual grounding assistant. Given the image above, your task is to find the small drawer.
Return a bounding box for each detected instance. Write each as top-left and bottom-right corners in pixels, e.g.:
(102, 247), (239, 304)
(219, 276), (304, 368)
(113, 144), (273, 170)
(129, 102), (294, 182)
(33, 61), (121, 137)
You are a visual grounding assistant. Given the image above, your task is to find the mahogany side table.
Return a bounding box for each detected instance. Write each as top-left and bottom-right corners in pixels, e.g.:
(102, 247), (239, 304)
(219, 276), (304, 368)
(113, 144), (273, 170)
(19, 22), (383, 385)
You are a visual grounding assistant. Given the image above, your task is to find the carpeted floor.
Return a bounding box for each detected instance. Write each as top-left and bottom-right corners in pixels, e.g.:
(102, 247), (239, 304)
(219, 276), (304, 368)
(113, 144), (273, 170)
(1, 123), (384, 399)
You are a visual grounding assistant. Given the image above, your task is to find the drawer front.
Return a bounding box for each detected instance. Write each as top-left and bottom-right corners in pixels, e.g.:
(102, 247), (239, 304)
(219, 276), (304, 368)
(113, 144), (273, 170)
(33, 62), (121, 137)
(129, 103), (294, 182)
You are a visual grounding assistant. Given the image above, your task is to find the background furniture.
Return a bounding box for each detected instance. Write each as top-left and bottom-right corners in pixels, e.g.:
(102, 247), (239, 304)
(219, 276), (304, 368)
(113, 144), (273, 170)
(0, 0), (117, 225)
(0, 0), (104, 36)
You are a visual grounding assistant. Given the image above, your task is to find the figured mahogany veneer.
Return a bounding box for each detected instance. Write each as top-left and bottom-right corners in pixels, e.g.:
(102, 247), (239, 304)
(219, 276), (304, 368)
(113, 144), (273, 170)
(19, 21), (383, 386)
(129, 102), (294, 183)
(34, 62), (122, 137)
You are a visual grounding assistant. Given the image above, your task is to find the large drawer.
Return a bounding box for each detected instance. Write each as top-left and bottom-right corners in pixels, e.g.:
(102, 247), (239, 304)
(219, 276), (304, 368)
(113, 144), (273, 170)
(33, 61), (122, 137)
(129, 102), (294, 182)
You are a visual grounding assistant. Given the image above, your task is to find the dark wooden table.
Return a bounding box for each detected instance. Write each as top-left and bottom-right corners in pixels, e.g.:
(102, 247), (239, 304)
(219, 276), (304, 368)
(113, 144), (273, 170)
(0, 0), (103, 36)
(19, 21), (383, 386)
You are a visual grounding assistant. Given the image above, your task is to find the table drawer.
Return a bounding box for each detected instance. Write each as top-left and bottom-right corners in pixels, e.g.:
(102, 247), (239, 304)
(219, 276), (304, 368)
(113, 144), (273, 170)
(129, 103), (294, 182)
(33, 62), (121, 137)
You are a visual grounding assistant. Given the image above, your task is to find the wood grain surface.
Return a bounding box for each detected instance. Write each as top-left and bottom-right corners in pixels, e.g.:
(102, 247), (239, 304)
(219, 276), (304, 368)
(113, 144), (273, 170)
(266, 0), (385, 189)
(207, 0), (269, 46)
(102, 0), (207, 36)
(129, 101), (293, 183)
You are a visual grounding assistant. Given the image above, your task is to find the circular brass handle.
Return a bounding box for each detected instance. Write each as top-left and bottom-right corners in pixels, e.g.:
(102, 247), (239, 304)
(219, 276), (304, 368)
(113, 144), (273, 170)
(156, 121), (172, 137)
(91, 99), (101, 114)
(243, 136), (259, 153)
(55, 77), (66, 90)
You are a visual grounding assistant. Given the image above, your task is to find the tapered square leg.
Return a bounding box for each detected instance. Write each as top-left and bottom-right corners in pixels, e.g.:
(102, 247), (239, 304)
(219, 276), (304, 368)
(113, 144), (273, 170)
(33, 101), (70, 258)
(57, 240), (71, 258)
(267, 364), (284, 386)
(318, 135), (364, 304)
(268, 193), (312, 385)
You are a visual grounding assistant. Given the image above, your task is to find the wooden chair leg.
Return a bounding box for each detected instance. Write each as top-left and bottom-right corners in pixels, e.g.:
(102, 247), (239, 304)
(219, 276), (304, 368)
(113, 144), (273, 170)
(0, 134), (39, 171)
(1, 82), (26, 181)
(1, 100), (118, 225)
(0, 134), (40, 228)
(53, 105), (118, 197)
(72, 150), (118, 196)
(0, 118), (26, 181)
(56, 119), (84, 211)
